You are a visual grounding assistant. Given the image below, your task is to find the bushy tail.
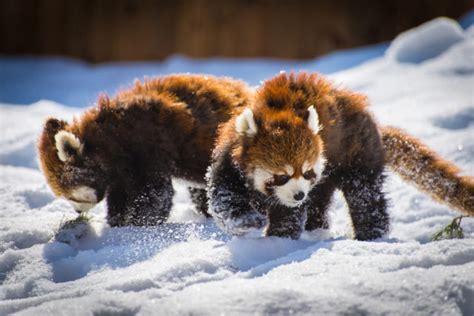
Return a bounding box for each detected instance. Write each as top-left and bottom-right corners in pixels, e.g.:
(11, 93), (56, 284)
(381, 126), (474, 216)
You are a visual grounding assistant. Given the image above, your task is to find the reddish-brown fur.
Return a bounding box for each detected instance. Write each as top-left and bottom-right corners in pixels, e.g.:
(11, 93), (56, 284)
(210, 72), (389, 240)
(382, 127), (474, 216)
(208, 72), (473, 240)
(38, 71), (473, 232)
(38, 74), (251, 226)
(215, 72), (382, 178)
(248, 73), (474, 217)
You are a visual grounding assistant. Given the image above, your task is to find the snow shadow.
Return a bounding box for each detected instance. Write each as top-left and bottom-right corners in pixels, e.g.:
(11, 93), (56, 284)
(458, 287), (474, 316)
(1, 230), (51, 253)
(0, 140), (39, 169)
(18, 189), (55, 209)
(433, 107), (474, 130)
(43, 221), (226, 283)
(226, 236), (338, 277)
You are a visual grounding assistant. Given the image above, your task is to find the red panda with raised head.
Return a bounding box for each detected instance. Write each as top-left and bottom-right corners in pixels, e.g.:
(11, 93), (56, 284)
(38, 74), (251, 226)
(207, 72), (474, 240)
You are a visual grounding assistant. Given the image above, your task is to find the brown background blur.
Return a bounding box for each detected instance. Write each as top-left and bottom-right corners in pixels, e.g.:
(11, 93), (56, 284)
(1, 0), (473, 62)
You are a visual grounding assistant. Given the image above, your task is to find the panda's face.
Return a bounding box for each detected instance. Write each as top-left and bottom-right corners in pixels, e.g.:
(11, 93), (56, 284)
(251, 156), (326, 208)
(38, 119), (105, 213)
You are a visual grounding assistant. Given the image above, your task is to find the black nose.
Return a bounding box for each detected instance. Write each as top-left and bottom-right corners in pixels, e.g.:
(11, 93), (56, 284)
(293, 191), (305, 201)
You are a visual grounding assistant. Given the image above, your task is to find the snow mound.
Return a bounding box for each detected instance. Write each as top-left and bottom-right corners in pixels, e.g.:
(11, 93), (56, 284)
(386, 17), (465, 64)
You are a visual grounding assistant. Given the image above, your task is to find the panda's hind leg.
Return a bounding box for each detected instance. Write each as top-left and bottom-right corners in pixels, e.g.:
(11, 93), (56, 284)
(339, 169), (389, 241)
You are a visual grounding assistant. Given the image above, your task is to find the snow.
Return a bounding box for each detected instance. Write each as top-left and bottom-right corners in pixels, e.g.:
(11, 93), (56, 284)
(0, 46), (388, 108)
(386, 18), (465, 64)
(1, 16), (474, 315)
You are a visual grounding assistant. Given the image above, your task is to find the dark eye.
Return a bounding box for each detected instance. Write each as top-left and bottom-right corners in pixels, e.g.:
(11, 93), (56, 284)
(303, 169), (316, 180)
(273, 174), (290, 186)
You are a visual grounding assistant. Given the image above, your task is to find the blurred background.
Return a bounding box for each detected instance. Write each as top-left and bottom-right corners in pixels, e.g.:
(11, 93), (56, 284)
(1, 0), (473, 62)
(0, 0), (473, 106)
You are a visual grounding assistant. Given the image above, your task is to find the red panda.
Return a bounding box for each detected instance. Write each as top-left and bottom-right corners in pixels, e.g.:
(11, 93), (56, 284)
(38, 74), (251, 226)
(206, 72), (474, 240)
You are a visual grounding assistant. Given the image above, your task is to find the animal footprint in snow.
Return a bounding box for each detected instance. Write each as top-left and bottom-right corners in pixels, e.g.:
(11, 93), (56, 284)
(54, 214), (94, 245)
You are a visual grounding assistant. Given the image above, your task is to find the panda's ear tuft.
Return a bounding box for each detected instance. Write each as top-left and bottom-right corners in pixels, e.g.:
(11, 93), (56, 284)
(45, 118), (67, 133)
(54, 130), (83, 162)
(307, 105), (321, 134)
(235, 108), (258, 136)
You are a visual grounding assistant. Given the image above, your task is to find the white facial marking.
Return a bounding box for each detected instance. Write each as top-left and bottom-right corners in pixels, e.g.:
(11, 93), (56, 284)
(314, 155), (327, 180)
(303, 154), (327, 180)
(274, 177), (312, 207)
(71, 186), (97, 203)
(284, 165), (294, 176)
(54, 130), (83, 162)
(69, 201), (96, 213)
(69, 186), (97, 213)
(302, 161), (313, 173)
(252, 168), (273, 194)
(235, 108), (258, 136)
(307, 106), (321, 134)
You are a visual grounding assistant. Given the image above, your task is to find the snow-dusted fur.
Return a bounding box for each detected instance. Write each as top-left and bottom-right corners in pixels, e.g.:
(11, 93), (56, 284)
(382, 127), (474, 216)
(207, 72), (474, 240)
(37, 74), (252, 226)
(2, 15), (474, 315)
(208, 72), (389, 240)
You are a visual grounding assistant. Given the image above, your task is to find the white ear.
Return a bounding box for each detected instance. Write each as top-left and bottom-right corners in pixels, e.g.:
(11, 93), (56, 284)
(307, 106), (321, 134)
(235, 108), (258, 136)
(54, 130), (83, 162)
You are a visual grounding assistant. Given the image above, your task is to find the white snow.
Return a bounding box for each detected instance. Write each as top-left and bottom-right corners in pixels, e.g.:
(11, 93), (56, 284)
(1, 17), (474, 315)
(386, 18), (465, 64)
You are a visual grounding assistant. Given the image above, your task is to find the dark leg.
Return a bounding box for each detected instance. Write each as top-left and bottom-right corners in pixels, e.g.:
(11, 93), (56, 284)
(305, 179), (336, 231)
(106, 176), (174, 227)
(106, 186), (128, 227)
(189, 187), (211, 217)
(265, 204), (307, 239)
(207, 151), (266, 235)
(127, 177), (174, 226)
(339, 170), (389, 240)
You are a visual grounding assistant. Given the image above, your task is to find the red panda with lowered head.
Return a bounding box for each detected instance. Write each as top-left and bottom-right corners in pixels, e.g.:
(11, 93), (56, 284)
(206, 72), (474, 240)
(38, 74), (251, 226)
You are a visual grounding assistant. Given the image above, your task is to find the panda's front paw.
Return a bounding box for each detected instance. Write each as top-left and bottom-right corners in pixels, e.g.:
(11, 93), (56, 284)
(226, 212), (267, 236)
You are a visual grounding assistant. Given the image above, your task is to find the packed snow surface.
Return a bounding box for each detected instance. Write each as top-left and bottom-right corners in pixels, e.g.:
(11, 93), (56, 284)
(1, 17), (474, 315)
